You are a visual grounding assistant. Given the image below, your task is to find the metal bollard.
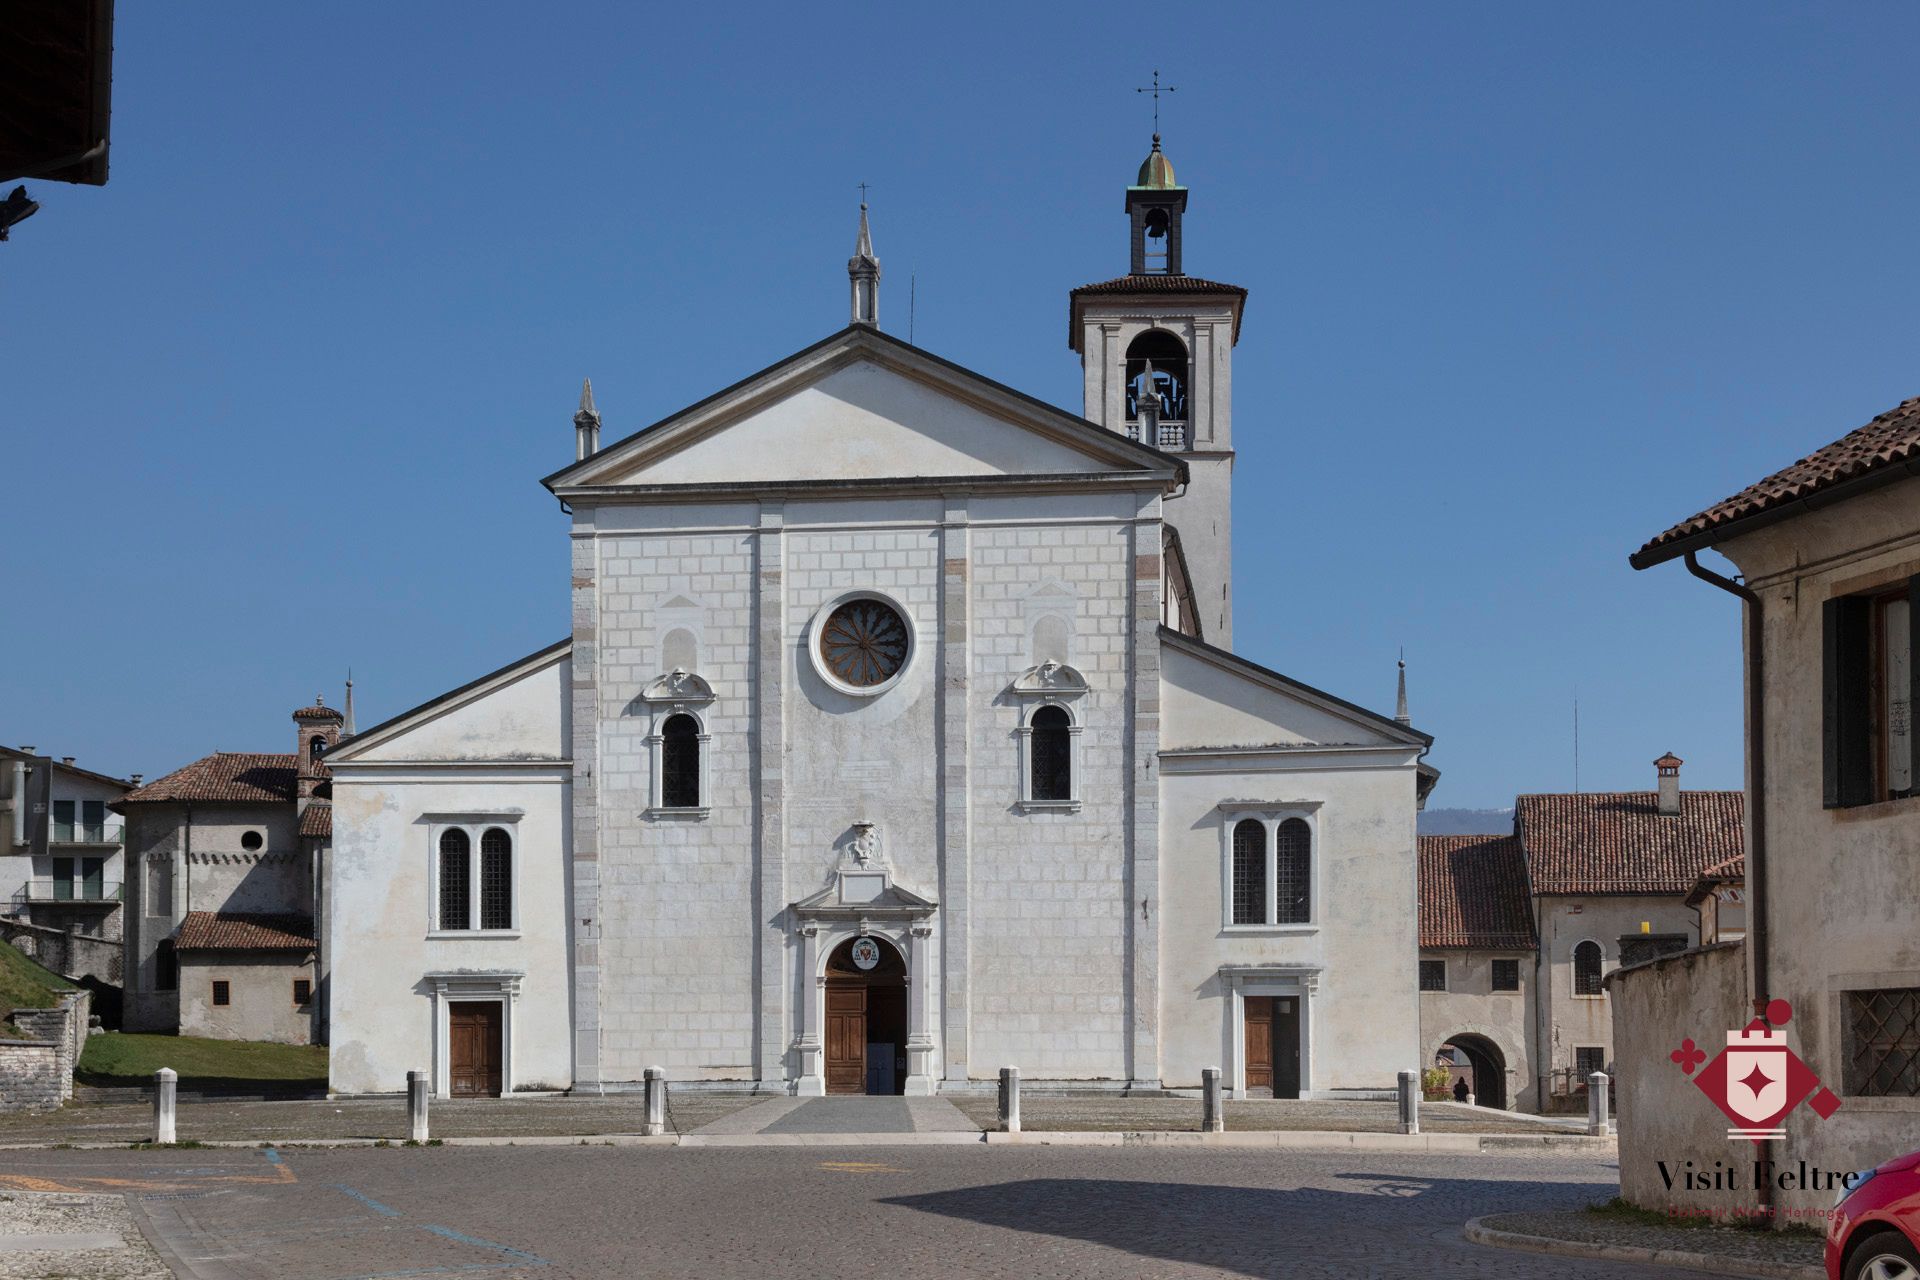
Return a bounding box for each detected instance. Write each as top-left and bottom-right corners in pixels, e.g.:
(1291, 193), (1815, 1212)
(1201, 1067), (1224, 1133)
(407, 1070), (430, 1142)
(1396, 1069), (1419, 1135)
(643, 1066), (666, 1137)
(998, 1066), (1021, 1134)
(1588, 1071), (1612, 1136)
(153, 1068), (177, 1144)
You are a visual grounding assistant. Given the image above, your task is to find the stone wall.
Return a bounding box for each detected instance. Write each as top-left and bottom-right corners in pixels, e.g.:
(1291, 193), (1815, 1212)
(1609, 941), (1749, 1215)
(4, 989), (91, 1107)
(0, 917), (121, 984)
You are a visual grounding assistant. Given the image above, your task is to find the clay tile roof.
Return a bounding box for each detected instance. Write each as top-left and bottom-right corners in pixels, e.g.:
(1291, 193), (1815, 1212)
(1418, 834), (1536, 950)
(1634, 395), (1920, 565)
(292, 703), (343, 723)
(1686, 852), (1745, 906)
(298, 803), (331, 839)
(116, 753), (301, 805)
(173, 911), (316, 952)
(1516, 791), (1744, 897)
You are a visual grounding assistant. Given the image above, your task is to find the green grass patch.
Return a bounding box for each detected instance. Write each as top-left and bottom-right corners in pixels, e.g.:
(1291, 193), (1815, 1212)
(77, 1032), (328, 1089)
(0, 938), (77, 1035)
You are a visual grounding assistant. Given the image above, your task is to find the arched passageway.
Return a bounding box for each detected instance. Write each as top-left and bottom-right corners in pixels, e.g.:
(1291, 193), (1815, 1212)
(1439, 1033), (1508, 1109)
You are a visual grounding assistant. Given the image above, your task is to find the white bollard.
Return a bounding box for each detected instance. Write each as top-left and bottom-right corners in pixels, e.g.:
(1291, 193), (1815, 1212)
(1201, 1067), (1224, 1133)
(643, 1066), (666, 1137)
(998, 1066), (1021, 1134)
(407, 1070), (430, 1142)
(1396, 1070), (1420, 1135)
(1588, 1071), (1612, 1136)
(153, 1068), (177, 1144)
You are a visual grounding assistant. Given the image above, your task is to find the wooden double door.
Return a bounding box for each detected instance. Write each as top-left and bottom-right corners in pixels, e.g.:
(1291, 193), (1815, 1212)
(826, 981), (907, 1095)
(1244, 996), (1301, 1098)
(449, 1001), (503, 1098)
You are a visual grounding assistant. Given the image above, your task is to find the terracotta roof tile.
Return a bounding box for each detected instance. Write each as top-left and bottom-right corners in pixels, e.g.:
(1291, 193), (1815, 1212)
(298, 803), (331, 839)
(1686, 852), (1745, 906)
(1516, 791), (1743, 896)
(116, 753), (303, 805)
(1418, 834), (1536, 950)
(1635, 396), (1920, 563)
(291, 703), (343, 723)
(173, 911), (315, 952)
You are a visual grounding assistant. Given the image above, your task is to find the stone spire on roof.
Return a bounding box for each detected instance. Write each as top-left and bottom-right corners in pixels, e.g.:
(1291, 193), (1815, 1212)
(849, 196), (881, 327)
(574, 378), (601, 462)
(1395, 653), (1410, 726)
(344, 670), (355, 736)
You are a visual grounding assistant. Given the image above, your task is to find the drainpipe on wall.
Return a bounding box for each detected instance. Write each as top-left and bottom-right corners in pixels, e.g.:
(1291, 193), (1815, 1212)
(1683, 550), (1773, 1214)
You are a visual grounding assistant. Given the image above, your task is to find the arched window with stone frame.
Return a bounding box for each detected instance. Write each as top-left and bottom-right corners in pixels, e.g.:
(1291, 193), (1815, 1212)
(1274, 818), (1311, 925)
(479, 827), (513, 930)
(1573, 940), (1605, 996)
(438, 829), (471, 931)
(1231, 819), (1267, 925)
(661, 713), (702, 809)
(1029, 705), (1072, 802)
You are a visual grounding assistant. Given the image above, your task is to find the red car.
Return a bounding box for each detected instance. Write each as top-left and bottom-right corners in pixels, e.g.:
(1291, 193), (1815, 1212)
(1829, 1149), (1920, 1280)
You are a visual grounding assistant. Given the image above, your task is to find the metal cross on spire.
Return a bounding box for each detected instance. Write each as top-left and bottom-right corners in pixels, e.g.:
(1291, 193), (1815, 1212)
(1134, 70), (1178, 136)
(857, 181), (871, 205)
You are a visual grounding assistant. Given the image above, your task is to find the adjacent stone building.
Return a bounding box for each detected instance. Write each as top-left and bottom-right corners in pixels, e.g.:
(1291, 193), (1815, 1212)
(115, 699), (338, 1044)
(1622, 392), (1920, 1217)
(1417, 833), (1537, 1110)
(326, 143), (1441, 1100)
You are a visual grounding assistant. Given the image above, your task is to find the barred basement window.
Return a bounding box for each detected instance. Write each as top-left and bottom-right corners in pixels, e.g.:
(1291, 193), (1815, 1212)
(1231, 820), (1266, 925)
(1574, 1046), (1606, 1078)
(1492, 959), (1520, 992)
(1845, 987), (1920, 1097)
(293, 979), (312, 1006)
(1030, 705), (1072, 801)
(438, 829), (471, 931)
(480, 827), (513, 930)
(1573, 941), (1604, 996)
(661, 714), (701, 809)
(1274, 818), (1311, 925)
(212, 980), (230, 1007)
(1419, 959), (1447, 991)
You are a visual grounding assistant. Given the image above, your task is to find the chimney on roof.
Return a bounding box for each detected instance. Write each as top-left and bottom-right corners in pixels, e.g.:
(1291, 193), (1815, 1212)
(1655, 752), (1683, 816)
(129, 774), (142, 786)
(61, 757), (74, 766)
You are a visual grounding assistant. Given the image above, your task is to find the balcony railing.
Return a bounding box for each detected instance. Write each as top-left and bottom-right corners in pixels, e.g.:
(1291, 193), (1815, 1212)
(1123, 419), (1191, 451)
(49, 824), (123, 846)
(15, 879), (123, 905)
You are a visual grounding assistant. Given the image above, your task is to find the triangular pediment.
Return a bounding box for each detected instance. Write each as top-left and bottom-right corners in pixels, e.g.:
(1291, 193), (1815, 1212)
(545, 326), (1181, 494)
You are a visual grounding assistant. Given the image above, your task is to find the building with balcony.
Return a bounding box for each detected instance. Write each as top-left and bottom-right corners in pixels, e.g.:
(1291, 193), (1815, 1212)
(0, 746), (135, 958)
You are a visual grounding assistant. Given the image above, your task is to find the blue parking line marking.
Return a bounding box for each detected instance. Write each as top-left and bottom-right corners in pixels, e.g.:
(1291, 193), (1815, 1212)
(334, 1184), (402, 1217)
(422, 1225), (548, 1266)
(262, 1148), (283, 1165)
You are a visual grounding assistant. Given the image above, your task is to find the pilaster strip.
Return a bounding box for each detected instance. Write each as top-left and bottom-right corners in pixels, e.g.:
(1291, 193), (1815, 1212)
(754, 502), (787, 1087)
(568, 527), (602, 1089)
(1127, 508), (1163, 1086)
(938, 494), (971, 1081)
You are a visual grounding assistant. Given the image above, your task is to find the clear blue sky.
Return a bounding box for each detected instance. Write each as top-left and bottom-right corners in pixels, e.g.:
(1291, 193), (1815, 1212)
(7, 4), (1919, 809)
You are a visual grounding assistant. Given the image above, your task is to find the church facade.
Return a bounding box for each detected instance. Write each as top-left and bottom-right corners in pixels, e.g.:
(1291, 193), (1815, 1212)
(326, 142), (1435, 1100)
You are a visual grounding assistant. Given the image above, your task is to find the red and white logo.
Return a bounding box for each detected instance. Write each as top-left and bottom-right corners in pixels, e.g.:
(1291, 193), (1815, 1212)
(1670, 1000), (1842, 1143)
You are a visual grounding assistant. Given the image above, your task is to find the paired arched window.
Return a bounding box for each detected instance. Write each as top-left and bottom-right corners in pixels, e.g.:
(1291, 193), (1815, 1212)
(1275, 818), (1311, 925)
(438, 829), (470, 931)
(1231, 820), (1267, 924)
(1030, 705), (1072, 801)
(1573, 940), (1604, 996)
(661, 714), (701, 808)
(438, 825), (513, 932)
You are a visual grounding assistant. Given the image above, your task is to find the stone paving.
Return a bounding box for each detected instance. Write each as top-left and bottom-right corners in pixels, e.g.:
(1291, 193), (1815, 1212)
(944, 1094), (1571, 1134)
(0, 1141), (1695, 1278)
(0, 1191), (170, 1279)
(1482, 1209), (1825, 1274)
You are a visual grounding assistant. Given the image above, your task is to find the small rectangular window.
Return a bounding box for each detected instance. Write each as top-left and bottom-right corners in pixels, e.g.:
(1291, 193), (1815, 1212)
(1574, 1046), (1607, 1079)
(293, 979), (312, 1006)
(1491, 959), (1520, 991)
(1845, 987), (1920, 1097)
(1418, 959), (1447, 992)
(212, 980), (230, 1007)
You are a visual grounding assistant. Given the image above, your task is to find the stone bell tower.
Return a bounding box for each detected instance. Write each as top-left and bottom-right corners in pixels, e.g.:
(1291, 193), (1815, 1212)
(1069, 134), (1246, 644)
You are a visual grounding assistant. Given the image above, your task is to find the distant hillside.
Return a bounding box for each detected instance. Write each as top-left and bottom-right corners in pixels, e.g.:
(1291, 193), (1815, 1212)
(1418, 807), (1515, 836)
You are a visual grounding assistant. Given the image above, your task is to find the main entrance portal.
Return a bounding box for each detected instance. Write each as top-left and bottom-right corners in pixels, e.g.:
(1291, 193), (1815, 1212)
(824, 936), (907, 1095)
(1244, 995), (1301, 1098)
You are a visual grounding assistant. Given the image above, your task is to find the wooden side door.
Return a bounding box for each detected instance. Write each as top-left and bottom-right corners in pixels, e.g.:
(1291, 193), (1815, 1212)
(1244, 996), (1274, 1094)
(449, 1002), (503, 1097)
(1273, 996), (1301, 1099)
(825, 985), (866, 1095)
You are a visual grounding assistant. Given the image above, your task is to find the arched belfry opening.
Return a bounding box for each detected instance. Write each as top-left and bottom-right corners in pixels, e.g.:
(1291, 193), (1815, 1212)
(1126, 329), (1189, 434)
(824, 936), (908, 1095)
